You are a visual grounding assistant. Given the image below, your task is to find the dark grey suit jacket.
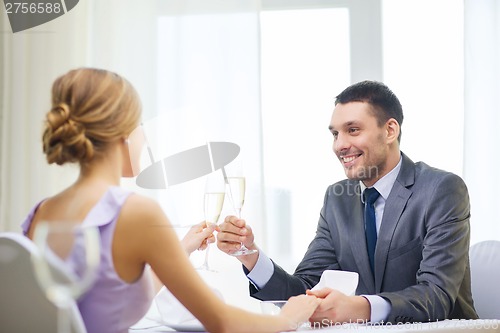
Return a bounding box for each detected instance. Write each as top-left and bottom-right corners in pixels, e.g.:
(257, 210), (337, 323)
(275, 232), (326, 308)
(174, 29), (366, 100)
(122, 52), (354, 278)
(249, 153), (478, 323)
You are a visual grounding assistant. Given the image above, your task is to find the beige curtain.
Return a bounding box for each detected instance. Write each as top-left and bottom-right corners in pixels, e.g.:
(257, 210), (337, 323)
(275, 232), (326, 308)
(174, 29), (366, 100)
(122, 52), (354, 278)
(0, 1), (162, 231)
(0, 3), (90, 231)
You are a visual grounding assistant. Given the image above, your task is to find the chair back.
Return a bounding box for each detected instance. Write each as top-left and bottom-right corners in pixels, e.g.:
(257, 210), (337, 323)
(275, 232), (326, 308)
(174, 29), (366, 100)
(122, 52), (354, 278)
(469, 240), (500, 319)
(0, 232), (87, 333)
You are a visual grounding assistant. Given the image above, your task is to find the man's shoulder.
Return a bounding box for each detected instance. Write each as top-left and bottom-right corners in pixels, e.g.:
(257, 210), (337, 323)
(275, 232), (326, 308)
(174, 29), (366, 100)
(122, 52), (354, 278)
(413, 160), (461, 178)
(410, 160), (466, 190)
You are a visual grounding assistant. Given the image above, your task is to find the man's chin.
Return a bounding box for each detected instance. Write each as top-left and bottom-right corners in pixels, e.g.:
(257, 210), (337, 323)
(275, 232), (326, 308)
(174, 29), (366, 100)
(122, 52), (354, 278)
(344, 169), (362, 181)
(344, 165), (380, 181)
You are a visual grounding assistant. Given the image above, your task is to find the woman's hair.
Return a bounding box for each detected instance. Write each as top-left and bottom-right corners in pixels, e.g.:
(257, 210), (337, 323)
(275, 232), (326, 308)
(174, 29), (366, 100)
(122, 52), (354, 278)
(42, 68), (141, 165)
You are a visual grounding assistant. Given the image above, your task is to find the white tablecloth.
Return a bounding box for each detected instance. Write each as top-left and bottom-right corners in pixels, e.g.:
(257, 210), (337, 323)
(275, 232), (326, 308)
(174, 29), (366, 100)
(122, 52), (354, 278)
(130, 318), (500, 333)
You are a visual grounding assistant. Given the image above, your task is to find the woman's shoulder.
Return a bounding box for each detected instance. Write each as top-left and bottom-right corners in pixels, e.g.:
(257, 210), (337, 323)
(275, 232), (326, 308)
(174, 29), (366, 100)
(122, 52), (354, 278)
(116, 191), (174, 256)
(123, 192), (161, 210)
(120, 191), (167, 224)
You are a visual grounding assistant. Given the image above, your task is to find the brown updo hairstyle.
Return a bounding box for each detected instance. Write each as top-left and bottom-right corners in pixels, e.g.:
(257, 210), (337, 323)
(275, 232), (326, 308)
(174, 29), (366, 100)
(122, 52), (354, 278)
(42, 68), (141, 166)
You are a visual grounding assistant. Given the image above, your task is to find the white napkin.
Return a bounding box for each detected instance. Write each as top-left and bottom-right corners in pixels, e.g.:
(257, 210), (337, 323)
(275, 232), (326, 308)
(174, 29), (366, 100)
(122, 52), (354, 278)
(311, 270), (359, 295)
(154, 286), (224, 329)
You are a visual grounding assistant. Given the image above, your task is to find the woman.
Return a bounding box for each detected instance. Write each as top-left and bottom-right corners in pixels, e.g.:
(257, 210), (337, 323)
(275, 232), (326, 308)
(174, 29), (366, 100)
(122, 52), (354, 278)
(22, 68), (319, 333)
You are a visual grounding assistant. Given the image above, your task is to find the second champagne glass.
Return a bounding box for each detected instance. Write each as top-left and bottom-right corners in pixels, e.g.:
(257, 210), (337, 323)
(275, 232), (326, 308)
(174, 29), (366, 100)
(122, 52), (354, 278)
(227, 176), (257, 256)
(198, 172), (225, 271)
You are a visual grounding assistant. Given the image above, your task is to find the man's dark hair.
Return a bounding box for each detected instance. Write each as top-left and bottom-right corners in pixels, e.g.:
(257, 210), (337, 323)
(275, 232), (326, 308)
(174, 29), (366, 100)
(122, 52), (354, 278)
(335, 80), (404, 142)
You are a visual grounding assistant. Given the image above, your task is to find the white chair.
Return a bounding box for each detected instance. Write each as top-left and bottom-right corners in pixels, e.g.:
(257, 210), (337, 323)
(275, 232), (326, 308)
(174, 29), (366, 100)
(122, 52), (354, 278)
(0, 232), (87, 333)
(469, 240), (500, 319)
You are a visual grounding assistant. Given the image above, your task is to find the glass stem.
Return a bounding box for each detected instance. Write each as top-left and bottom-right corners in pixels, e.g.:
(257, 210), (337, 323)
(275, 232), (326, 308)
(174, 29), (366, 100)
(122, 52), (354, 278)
(57, 301), (72, 333)
(236, 208), (247, 250)
(236, 208), (246, 251)
(202, 243), (210, 269)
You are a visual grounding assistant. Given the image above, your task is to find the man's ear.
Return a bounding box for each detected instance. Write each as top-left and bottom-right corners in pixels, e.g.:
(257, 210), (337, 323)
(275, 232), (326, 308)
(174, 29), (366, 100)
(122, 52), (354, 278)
(385, 118), (400, 144)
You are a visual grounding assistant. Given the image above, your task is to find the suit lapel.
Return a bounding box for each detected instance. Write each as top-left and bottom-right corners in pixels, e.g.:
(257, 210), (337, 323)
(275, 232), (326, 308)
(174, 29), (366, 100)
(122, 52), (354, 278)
(374, 153), (415, 292)
(346, 182), (376, 293)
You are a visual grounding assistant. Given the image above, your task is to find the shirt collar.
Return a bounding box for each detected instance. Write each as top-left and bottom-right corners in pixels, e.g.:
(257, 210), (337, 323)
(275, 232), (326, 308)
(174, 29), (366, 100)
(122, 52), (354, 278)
(360, 155), (402, 201)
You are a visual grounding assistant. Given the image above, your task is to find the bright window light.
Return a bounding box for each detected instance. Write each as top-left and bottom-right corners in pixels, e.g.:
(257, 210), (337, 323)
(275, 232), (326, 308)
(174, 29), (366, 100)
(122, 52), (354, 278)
(383, 0), (464, 176)
(260, 8), (350, 266)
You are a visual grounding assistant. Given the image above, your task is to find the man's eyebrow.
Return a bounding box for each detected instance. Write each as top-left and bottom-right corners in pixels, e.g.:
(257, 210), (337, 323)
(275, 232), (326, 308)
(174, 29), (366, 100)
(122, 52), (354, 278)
(328, 121), (359, 132)
(345, 120), (359, 127)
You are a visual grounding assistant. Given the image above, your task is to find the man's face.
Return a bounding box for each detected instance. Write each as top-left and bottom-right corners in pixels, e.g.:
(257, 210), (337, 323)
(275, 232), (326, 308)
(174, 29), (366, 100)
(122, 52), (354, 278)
(329, 101), (390, 187)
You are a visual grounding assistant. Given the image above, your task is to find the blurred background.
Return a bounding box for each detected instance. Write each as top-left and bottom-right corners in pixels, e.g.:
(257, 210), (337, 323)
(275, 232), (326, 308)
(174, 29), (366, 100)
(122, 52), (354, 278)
(1, 0), (498, 280)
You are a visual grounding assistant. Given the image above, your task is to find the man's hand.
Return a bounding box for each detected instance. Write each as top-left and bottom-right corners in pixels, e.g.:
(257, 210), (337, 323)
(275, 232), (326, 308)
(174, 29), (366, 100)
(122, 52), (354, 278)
(217, 215), (259, 269)
(306, 288), (371, 325)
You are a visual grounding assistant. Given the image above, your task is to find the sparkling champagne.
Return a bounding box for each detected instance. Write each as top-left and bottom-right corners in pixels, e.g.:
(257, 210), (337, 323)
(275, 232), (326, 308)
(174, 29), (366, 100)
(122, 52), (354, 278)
(227, 177), (245, 214)
(204, 192), (225, 225)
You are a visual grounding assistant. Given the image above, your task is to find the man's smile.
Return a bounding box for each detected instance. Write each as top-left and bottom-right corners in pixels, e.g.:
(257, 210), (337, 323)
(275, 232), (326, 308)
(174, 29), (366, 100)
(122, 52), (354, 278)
(340, 153), (362, 167)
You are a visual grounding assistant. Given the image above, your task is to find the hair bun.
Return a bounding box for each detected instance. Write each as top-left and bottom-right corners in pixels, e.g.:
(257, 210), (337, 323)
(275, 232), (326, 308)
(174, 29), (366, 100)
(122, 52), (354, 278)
(42, 68), (142, 167)
(42, 103), (94, 165)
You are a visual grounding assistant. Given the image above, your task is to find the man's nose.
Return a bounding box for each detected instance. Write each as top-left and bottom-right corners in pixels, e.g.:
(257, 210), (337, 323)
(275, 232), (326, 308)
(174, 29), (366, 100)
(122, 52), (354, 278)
(333, 132), (350, 153)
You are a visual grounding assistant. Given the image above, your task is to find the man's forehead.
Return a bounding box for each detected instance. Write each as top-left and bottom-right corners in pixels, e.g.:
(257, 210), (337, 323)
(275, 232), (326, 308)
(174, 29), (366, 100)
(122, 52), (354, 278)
(330, 102), (374, 128)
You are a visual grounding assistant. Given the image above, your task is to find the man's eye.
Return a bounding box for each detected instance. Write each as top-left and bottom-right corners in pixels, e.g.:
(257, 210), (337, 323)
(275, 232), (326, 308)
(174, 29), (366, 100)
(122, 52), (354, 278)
(332, 132), (338, 139)
(348, 128), (359, 134)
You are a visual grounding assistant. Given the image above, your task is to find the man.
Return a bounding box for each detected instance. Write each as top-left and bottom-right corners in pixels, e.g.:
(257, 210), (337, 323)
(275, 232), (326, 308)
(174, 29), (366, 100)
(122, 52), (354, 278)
(217, 80), (478, 324)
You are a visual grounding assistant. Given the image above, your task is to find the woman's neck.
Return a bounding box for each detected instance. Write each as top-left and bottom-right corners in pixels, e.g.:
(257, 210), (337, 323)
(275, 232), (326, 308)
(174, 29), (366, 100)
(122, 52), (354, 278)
(77, 144), (122, 187)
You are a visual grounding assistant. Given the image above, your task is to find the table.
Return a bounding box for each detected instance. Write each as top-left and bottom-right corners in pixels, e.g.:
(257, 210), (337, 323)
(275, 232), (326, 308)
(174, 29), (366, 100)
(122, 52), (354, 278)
(130, 319), (500, 333)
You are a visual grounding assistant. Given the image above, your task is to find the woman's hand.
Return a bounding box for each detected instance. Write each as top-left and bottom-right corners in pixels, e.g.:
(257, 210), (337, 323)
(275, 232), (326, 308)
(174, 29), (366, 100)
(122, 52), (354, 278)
(180, 222), (218, 255)
(278, 294), (321, 330)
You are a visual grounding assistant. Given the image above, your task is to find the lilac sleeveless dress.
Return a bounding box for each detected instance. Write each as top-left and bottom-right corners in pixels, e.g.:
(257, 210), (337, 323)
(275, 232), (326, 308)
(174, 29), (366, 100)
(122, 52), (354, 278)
(22, 186), (154, 333)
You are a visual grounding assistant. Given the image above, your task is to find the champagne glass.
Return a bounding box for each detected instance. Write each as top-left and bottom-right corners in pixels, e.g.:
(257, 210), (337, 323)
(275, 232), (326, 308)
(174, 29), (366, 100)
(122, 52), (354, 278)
(227, 176), (257, 256)
(197, 172), (225, 271)
(32, 221), (100, 333)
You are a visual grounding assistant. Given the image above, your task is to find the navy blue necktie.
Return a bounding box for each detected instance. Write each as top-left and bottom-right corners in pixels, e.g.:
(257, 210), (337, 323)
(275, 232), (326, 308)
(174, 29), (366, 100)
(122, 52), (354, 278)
(364, 187), (380, 274)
